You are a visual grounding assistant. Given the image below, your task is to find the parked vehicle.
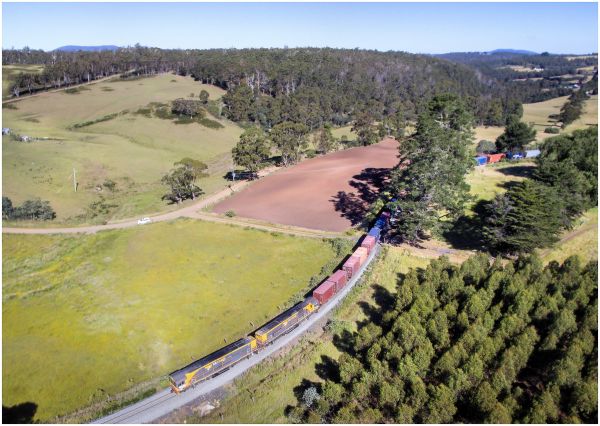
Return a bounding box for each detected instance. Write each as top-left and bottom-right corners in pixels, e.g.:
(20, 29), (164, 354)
(137, 217), (152, 225)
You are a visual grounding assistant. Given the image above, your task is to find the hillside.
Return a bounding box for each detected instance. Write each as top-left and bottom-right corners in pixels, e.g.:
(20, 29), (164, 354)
(2, 74), (241, 222)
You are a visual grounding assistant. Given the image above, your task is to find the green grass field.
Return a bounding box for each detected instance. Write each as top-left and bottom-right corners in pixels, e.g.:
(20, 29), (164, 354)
(466, 161), (533, 207)
(522, 94), (598, 142)
(197, 246), (430, 424)
(2, 73), (241, 223)
(2, 219), (342, 421)
(2, 64), (45, 99)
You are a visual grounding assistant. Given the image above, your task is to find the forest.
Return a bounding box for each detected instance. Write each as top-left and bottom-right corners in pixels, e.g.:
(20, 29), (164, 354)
(289, 253), (598, 424)
(4, 46), (591, 128)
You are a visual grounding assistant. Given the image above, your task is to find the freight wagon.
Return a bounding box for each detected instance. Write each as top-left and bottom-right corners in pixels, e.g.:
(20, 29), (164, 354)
(313, 280), (336, 304)
(343, 255), (361, 279)
(327, 270), (348, 292)
(254, 297), (319, 345)
(169, 336), (257, 393)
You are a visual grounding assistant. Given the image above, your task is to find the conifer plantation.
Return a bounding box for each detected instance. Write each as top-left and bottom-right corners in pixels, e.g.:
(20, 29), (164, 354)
(289, 254), (598, 423)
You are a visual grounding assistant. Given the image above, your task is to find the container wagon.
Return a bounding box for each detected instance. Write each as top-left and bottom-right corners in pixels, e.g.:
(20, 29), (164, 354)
(254, 297), (319, 345)
(313, 281), (336, 304)
(354, 247), (369, 266)
(343, 255), (361, 279)
(368, 227), (381, 240)
(361, 235), (376, 254)
(327, 270), (348, 292)
(169, 336), (257, 393)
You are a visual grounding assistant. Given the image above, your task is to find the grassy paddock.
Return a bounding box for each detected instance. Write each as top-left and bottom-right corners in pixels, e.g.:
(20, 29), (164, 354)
(2, 219), (342, 421)
(2, 73), (239, 223)
(195, 247), (431, 423)
(522, 94), (598, 142)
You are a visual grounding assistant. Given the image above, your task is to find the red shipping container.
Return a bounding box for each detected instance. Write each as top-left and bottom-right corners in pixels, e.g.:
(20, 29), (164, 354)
(361, 235), (376, 254)
(313, 280), (336, 304)
(354, 247), (368, 265)
(327, 270), (348, 292)
(486, 153), (506, 164)
(343, 256), (361, 279)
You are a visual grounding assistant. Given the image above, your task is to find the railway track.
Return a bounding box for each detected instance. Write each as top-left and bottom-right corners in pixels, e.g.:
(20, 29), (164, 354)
(92, 243), (381, 424)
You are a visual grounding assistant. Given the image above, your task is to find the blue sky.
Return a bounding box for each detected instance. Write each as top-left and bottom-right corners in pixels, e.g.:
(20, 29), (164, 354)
(2, 2), (598, 53)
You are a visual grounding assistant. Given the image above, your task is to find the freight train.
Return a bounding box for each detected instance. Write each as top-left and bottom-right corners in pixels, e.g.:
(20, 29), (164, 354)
(167, 211), (390, 393)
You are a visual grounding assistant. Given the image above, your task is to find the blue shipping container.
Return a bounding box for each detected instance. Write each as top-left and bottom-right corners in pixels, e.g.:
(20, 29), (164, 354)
(475, 156), (487, 166)
(368, 227), (381, 239)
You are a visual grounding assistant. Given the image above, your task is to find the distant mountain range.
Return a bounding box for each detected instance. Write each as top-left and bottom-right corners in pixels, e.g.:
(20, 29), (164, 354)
(487, 49), (538, 55)
(54, 45), (120, 52)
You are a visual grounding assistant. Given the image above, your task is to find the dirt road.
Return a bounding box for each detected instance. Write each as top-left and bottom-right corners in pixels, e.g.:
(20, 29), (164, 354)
(2, 168), (279, 235)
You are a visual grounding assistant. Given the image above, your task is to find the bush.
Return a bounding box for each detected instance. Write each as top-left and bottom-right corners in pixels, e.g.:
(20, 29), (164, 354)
(544, 127), (560, 134)
(224, 210), (236, 218)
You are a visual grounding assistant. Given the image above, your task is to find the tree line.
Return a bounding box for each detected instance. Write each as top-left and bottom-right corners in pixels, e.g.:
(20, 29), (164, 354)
(289, 253), (597, 423)
(4, 46), (570, 128)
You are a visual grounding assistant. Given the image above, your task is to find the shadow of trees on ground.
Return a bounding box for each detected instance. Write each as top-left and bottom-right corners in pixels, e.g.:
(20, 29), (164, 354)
(331, 167), (391, 226)
(496, 164), (536, 179)
(3, 402), (38, 423)
(443, 200), (490, 251)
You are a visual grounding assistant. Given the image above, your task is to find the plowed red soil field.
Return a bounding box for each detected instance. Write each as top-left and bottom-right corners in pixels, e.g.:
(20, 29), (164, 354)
(213, 138), (399, 232)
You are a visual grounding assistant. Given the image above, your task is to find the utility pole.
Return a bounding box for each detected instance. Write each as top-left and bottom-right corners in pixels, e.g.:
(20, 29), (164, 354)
(73, 168), (77, 192)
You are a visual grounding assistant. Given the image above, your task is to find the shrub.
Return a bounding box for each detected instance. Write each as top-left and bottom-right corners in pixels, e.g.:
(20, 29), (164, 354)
(544, 127), (560, 134)
(225, 210), (236, 218)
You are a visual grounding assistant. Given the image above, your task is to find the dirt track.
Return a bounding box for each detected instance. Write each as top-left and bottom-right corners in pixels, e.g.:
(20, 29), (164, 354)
(213, 138), (400, 232)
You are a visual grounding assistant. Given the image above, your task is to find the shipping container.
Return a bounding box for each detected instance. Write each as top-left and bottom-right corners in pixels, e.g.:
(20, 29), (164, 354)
(313, 280), (336, 304)
(343, 255), (361, 279)
(254, 298), (318, 345)
(475, 156), (487, 166)
(525, 149), (540, 158)
(169, 336), (257, 392)
(508, 152), (523, 160)
(327, 270), (348, 292)
(486, 153), (506, 164)
(368, 227), (381, 239)
(354, 247), (368, 265)
(361, 235), (377, 253)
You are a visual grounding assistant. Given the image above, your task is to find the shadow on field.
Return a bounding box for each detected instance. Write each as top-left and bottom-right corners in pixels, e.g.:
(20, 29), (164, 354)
(331, 167), (391, 226)
(496, 164), (536, 179)
(2, 402), (38, 423)
(442, 200), (489, 251)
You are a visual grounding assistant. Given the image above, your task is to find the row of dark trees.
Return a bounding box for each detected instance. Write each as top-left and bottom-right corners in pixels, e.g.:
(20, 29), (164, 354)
(2, 197), (56, 221)
(558, 74), (598, 127)
(289, 253), (597, 424)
